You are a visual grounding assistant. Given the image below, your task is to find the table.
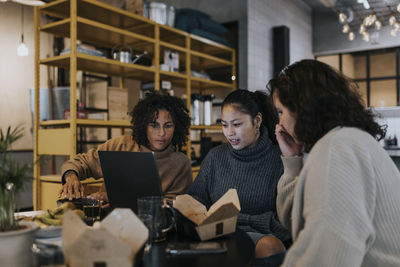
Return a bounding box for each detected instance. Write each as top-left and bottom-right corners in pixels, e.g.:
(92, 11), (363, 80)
(34, 229), (254, 267)
(141, 229), (255, 267)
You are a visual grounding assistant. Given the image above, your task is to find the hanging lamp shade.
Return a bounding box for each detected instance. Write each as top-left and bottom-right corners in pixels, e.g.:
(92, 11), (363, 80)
(17, 36), (28, 56)
(17, 5), (28, 57)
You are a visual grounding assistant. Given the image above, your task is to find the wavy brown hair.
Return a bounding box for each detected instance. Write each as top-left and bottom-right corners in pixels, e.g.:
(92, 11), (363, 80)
(129, 92), (190, 151)
(267, 59), (386, 152)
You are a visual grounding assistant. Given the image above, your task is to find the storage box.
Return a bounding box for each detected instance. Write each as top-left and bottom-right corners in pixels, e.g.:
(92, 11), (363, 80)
(125, 0), (143, 15)
(108, 87), (130, 121)
(62, 208), (148, 267)
(173, 189), (240, 241)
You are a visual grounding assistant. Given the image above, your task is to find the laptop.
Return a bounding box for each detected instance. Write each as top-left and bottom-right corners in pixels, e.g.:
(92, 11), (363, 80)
(98, 151), (162, 213)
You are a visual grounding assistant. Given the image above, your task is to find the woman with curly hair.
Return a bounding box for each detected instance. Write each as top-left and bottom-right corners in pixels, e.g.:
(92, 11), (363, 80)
(268, 59), (400, 266)
(58, 92), (192, 201)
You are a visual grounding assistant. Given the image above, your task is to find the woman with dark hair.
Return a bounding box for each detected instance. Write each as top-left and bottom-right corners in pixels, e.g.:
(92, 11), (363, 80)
(189, 89), (291, 260)
(58, 92), (192, 201)
(268, 59), (400, 266)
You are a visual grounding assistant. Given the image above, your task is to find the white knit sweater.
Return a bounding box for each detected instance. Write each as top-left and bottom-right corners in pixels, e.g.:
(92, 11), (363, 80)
(277, 127), (400, 267)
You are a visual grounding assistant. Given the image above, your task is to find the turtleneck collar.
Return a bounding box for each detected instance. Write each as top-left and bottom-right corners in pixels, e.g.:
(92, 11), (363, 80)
(227, 125), (273, 162)
(139, 144), (175, 160)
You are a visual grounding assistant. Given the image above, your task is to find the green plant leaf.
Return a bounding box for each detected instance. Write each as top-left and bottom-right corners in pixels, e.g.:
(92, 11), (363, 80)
(0, 125), (32, 193)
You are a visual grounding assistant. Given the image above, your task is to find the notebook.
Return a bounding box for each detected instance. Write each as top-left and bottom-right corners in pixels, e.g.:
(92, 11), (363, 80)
(98, 151), (162, 213)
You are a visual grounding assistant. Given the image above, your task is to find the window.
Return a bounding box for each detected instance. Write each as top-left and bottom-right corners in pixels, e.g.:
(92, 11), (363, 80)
(370, 51), (396, 78)
(370, 80), (397, 107)
(317, 55), (340, 71)
(316, 47), (400, 107)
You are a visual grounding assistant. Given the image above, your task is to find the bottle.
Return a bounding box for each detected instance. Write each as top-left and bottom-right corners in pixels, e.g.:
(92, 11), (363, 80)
(191, 94), (202, 125)
(203, 94), (214, 126)
(394, 134), (398, 146)
(77, 100), (88, 119)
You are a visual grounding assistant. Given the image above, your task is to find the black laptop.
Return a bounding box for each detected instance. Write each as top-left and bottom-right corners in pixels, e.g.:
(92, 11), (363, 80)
(98, 151), (162, 213)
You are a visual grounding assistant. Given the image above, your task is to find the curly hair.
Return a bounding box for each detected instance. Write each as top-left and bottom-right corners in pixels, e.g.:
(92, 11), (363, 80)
(128, 92), (190, 151)
(222, 89), (279, 143)
(267, 59), (386, 152)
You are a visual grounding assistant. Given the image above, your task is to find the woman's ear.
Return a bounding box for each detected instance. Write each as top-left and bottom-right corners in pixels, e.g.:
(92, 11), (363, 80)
(255, 112), (262, 128)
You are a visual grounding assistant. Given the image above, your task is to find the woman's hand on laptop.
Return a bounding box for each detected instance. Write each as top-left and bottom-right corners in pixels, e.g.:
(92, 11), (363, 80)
(58, 172), (84, 200)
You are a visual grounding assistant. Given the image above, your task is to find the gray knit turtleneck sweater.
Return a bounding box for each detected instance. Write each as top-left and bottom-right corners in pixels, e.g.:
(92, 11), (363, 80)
(188, 127), (291, 241)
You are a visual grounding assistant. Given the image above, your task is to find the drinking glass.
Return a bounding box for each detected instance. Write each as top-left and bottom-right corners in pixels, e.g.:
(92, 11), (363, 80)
(137, 196), (174, 242)
(138, 214), (153, 253)
(83, 201), (101, 225)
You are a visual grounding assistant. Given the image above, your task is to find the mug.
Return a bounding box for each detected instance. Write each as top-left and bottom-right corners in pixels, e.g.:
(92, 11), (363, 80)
(137, 196), (175, 242)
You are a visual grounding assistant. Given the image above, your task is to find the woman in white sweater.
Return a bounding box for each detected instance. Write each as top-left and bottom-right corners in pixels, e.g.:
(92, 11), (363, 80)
(267, 59), (400, 266)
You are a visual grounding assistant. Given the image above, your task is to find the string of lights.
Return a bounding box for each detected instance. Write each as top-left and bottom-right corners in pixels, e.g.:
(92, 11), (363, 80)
(335, 0), (400, 43)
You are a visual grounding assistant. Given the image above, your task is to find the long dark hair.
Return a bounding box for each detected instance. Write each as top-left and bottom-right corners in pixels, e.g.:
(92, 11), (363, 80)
(222, 89), (279, 143)
(267, 59), (386, 151)
(129, 92), (190, 151)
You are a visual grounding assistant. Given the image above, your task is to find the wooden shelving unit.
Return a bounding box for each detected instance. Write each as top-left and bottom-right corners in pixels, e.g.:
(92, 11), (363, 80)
(33, 0), (236, 210)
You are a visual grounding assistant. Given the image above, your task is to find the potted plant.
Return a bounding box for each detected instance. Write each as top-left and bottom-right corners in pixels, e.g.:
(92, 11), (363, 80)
(0, 125), (38, 266)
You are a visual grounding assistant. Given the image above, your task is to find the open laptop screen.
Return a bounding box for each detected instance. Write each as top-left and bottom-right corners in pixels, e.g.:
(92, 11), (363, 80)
(98, 151), (162, 213)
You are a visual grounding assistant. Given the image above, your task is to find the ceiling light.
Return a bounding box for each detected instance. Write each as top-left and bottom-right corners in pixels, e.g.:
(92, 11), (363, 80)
(338, 8), (354, 24)
(338, 2), (399, 43)
(363, 16), (369, 26)
(364, 14), (375, 26)
(17, 42), (28, 57)
(362, 32), (370, 42)
(17, 5), (28, 57)
(375, 20), (382, 30)
(339, 12), (347, 23)
(370, 14), (377, 25)
(359, 24), (366, 34)
(349, 31), (355, 41)
(343, 24), (350, 33)
(390, 15), (396, 26)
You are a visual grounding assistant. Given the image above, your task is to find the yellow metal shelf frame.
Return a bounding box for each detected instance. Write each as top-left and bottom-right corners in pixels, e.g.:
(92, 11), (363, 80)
(33, 0), (236, 210)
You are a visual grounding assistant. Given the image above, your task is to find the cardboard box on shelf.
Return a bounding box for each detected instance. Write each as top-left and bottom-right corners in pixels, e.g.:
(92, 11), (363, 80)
(108, 87), (129, 121)
(108, 80), (140, 122)
(173, 189), (240, 241)
(62, 208), (148, 267)
(125, 0), (143, 15)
